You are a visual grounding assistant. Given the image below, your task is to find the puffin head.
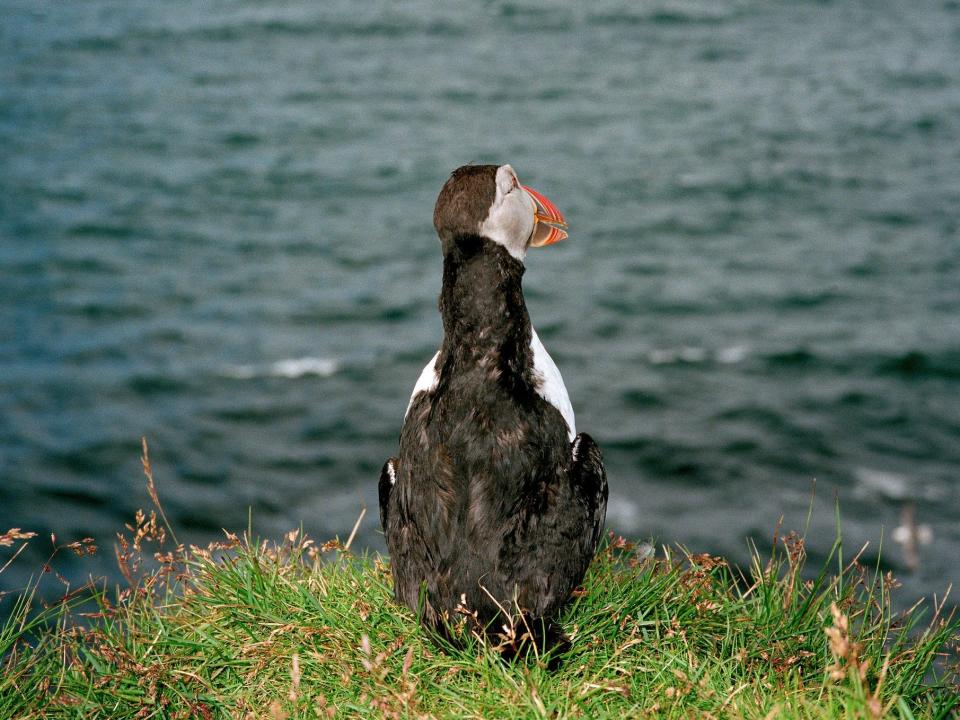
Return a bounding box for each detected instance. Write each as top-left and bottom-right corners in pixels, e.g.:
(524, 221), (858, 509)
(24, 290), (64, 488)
(432, 164), (568, 261)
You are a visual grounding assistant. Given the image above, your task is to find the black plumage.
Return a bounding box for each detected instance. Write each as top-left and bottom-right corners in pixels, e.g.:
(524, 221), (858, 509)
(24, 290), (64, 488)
(379, 165), (607, 653)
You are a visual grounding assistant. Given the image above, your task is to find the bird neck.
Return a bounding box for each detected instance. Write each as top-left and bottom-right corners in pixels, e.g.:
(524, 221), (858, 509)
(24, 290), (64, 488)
(438, 236), (532, 367)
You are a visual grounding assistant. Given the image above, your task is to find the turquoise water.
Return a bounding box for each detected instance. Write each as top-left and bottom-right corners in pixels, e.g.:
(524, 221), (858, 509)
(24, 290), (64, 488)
(2, 1), (959, 602)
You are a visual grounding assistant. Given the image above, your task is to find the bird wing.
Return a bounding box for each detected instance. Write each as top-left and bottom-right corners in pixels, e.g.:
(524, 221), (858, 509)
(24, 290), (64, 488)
(569, 432), (608, 554)
(378, 457), (398, 531)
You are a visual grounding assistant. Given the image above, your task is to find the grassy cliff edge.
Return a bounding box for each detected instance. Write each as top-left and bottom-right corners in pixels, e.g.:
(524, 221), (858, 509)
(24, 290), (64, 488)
(1, 449), (957, 720)
(1, 508), (958, 719)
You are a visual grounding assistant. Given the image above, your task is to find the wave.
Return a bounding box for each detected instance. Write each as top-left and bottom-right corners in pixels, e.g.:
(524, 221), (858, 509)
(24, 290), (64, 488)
(646, 345), (749, 365)
(587, 7), (739, 27)
(852, 467), (910, 502)
(874, 351), (960, 380)
(222, 357), (339, 380)
(852, 468), (949, 504)
(270, 358), (339, 378)
(58, 17), (467, 54)
(762, 348), (960, 380)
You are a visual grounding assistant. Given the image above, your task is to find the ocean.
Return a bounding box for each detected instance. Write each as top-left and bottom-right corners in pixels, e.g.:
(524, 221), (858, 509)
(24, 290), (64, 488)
(2, 0), (959, 606)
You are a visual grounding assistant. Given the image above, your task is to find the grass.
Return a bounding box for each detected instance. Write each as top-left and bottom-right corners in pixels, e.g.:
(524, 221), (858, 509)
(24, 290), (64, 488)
(0, 447), (957, 718)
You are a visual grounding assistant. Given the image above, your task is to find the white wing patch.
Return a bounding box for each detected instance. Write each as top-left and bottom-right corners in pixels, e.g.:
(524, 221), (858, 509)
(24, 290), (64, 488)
(530, 329), (576, 441)
(404, 351), (440, 418)
(403, 336), (576, 442)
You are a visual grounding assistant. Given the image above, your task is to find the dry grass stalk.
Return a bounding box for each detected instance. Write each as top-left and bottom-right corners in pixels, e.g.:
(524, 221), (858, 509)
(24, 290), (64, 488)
(0, 528), (37, 547)
(824, 602), (889, 719)
(141, 436), (178, 546)
(0, 528), (39, 577)
(288, 652), (301, 702)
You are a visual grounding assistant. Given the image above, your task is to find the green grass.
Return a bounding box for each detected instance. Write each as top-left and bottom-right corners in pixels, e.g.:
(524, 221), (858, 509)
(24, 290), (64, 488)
(1, 449), (958, 719)
(1, 519), (957, 719)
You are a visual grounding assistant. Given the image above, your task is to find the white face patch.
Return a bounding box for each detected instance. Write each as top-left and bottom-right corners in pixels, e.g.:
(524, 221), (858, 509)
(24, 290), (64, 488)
(477, 164), (537, 261)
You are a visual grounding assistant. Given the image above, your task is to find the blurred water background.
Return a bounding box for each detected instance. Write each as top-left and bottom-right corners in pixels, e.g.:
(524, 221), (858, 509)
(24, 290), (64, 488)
(2, 0), (959, 605)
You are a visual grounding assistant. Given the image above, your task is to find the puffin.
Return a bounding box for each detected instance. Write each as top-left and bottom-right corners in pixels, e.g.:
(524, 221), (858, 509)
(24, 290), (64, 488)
(379, 164), (608, 653)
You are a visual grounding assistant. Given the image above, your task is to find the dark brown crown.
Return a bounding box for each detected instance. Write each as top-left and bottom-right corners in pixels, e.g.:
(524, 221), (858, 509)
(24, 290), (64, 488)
(432, 164), (499, 244)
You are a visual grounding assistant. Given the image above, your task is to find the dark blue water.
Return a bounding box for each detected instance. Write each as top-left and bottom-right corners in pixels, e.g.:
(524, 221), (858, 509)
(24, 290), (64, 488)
(2, 0), (959, 603)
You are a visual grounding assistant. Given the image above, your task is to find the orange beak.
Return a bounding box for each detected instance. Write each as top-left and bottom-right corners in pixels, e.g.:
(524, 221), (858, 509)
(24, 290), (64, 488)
(523, 185), (569, 247)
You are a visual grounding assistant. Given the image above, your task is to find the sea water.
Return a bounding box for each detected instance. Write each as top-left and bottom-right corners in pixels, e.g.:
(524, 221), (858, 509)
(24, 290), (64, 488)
(2, 0), (958, 604)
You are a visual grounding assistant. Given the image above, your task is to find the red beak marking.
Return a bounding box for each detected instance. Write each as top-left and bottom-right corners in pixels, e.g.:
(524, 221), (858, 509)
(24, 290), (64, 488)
(522, 185), (569, 247)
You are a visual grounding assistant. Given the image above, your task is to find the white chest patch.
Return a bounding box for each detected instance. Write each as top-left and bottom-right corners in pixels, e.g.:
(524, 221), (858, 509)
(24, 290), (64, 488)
(530, 328), (576, 440)
(404, 333), (576, 442)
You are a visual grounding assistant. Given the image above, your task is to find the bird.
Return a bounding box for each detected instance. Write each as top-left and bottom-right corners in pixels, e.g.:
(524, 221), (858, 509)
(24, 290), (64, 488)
(378, 163), (607, 655)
